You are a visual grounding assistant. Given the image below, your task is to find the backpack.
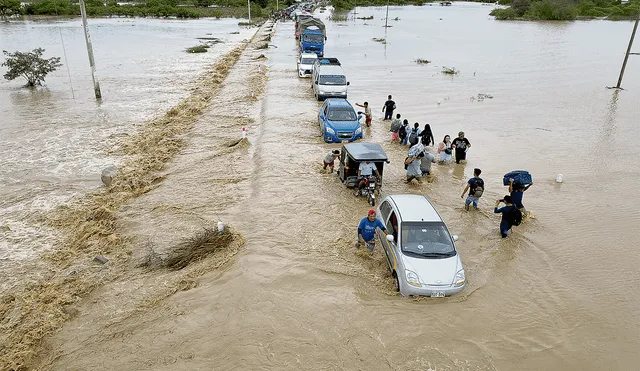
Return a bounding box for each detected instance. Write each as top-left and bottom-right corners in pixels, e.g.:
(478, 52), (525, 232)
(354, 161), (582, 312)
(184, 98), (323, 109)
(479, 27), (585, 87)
(420, 131), (432, 146)
(471, 179), (484, 197)
(399, 125), (407, 139)
(510, 206), (523, 226)
(408, 129), (419, 146)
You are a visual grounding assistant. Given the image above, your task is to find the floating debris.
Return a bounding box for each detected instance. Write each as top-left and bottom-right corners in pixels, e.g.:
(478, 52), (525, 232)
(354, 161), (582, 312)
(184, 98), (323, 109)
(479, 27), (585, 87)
(357, 15), (374, 20)
(471, 93), (494, 102)
(196, 37), (222, 43)
(372, 38), (387, 44)
(414, 58), (431, 65)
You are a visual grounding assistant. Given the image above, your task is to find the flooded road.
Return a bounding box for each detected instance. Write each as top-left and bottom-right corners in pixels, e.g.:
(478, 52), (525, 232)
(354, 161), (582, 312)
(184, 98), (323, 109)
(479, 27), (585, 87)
(7, 3), (640, 370)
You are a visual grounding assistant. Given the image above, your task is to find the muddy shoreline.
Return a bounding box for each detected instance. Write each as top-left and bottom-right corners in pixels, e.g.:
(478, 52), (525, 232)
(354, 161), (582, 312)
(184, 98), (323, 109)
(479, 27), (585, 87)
(0, 21), (273, 370)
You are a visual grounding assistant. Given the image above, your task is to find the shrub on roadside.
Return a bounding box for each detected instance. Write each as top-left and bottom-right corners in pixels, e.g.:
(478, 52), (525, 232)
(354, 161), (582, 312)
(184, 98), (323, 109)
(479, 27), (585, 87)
(490, 7), (519, 19)
(525, 0), (576, 20)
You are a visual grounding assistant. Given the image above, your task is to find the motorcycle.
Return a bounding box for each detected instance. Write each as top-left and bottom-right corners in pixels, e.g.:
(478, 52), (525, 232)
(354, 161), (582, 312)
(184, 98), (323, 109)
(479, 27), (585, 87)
(356, 176), (377, 206)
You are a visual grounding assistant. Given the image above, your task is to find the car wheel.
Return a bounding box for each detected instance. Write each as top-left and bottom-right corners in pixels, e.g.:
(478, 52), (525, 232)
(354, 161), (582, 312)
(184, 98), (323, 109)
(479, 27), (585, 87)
(393, 272), (400, 293)
(317, 95), (324, 101)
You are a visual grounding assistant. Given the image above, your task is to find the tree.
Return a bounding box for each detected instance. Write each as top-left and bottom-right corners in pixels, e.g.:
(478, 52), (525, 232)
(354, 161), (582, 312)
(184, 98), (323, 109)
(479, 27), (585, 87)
(0, 0), (21, 19)
(2, 48), (62, 87)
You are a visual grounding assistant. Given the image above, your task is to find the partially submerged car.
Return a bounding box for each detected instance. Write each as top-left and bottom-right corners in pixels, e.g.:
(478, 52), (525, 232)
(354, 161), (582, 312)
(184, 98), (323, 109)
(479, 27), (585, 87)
(318, 98), (362, 143)
(376, 194), (465, 297)
(297, 52), (318, 78)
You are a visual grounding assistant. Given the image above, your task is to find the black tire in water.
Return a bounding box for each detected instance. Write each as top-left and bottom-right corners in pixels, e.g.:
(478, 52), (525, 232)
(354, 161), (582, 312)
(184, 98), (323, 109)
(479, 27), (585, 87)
(393, 272), (400, 292)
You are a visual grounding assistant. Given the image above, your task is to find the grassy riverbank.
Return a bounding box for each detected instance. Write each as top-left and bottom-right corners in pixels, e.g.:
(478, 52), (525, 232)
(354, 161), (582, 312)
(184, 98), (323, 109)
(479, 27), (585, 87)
(491, 0), (640, 21)
(5, 0), (294, 19)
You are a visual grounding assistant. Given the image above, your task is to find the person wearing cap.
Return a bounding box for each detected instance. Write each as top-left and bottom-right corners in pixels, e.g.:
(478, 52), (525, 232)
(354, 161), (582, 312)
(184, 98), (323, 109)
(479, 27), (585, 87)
(451, 131), (471, 164)
(356, 210), (389, 250)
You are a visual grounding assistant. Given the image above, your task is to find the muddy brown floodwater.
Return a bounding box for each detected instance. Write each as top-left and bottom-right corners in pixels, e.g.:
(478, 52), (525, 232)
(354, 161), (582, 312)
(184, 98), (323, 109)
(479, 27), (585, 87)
(14, 3), (640, 370)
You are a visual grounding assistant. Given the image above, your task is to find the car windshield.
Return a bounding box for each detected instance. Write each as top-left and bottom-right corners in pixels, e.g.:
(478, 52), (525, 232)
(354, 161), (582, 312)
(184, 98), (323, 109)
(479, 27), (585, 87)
(327, 109), (356, 121)
(319, 75), (346, 85)
(301, 58), (316, 64)
(400, 222), (456, 259)
(302, 34), (324, 43)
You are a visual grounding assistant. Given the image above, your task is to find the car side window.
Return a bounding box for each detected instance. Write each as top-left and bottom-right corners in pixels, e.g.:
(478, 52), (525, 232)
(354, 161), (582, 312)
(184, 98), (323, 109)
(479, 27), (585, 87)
(386, 211), (398, 243)
(379, 200), (391, 221)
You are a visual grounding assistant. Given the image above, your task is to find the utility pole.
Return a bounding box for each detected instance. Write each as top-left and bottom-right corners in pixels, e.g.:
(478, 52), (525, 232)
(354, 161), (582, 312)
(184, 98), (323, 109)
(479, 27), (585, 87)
(385, 0), (390, 28)
(248, 0), (251, 23)
(79, 0), (101, 100)
(615, 12), (640, 89)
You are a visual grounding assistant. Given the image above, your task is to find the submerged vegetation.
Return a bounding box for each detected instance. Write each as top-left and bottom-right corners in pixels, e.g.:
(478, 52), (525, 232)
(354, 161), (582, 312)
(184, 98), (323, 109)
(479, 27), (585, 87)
(3, 0), (291, 19)
(328, 13), (349, 21)
(441, 66), (459, 75)
(2, 48), (61, 87)
(491, 0), (640, 20)
(186, 44), (209, 53)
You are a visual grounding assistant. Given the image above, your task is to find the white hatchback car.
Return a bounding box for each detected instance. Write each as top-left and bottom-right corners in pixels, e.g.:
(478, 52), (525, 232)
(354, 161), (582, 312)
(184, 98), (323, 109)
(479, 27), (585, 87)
(297, 52), (318, 78)
(375, 194), (465, 297)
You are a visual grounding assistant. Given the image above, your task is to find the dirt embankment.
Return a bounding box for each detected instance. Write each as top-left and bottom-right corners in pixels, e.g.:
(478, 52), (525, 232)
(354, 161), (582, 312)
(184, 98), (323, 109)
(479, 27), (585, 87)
(0, 21), (276, 371)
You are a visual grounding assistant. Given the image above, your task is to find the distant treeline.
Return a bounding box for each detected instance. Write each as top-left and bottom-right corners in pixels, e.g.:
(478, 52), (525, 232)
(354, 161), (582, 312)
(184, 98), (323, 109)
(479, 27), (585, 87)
(0, 0), (299, 19)
(491, 0), (640, 20)
(330, 0), (428, 11)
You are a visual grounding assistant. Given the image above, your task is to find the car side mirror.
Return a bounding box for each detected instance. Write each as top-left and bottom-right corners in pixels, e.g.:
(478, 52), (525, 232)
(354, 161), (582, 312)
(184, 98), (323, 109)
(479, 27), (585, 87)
(357, 114), (362, 121)
(315, 80), (318, 84)
(386, 235), (394, 242)
(347, 81), (350, 86)
(452, 235), (459, 242)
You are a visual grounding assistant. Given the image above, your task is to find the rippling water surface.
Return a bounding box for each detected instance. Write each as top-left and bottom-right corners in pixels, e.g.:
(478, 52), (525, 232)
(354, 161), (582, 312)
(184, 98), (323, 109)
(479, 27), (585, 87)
(3, 4), (640, 370)
(0, 17), (255, 291)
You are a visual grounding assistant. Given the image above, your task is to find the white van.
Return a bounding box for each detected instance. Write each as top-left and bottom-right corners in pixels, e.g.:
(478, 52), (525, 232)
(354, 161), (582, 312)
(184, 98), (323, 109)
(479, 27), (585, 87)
(311, 58), (349, 101)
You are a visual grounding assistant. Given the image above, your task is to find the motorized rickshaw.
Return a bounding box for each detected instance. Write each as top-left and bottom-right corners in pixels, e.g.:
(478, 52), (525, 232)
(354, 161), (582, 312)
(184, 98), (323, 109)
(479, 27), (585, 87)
(338, 142), (389, 206)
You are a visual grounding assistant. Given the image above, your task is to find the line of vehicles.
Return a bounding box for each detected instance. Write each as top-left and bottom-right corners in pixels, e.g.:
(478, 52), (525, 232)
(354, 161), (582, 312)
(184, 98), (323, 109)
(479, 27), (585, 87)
(287, 4), (465, 298)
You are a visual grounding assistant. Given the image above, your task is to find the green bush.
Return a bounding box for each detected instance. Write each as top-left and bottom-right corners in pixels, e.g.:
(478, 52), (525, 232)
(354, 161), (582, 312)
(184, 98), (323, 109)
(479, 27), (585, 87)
(175, 7), (200, 18)
(490, 7), (519, 19)
(524, 0), (576, 20)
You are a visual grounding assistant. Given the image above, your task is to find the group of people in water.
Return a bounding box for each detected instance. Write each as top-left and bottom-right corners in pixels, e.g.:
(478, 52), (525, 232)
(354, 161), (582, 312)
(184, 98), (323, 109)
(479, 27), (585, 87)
(323, 95), (533, 242)
(386, 104), (532, 239)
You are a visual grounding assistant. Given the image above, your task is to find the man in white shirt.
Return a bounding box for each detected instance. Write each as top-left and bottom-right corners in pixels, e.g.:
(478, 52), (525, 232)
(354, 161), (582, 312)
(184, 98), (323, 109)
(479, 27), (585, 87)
(356, 160), (381, 194)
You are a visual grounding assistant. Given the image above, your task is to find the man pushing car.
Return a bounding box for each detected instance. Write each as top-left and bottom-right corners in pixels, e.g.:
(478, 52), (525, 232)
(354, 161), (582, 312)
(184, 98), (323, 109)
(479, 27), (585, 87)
(355, 209), (390, 251)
